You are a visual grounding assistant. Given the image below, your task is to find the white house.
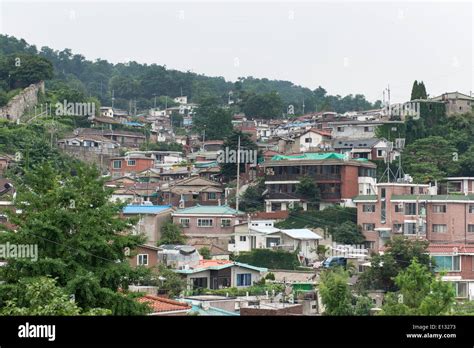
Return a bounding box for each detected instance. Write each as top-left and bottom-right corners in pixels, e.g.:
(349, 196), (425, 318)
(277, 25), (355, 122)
(292, 128), (332, 153)
(265, 229), (323, 263)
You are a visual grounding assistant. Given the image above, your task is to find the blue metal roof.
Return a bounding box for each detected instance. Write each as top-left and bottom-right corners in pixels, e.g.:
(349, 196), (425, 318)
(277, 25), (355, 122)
(122, 205), (172, 214)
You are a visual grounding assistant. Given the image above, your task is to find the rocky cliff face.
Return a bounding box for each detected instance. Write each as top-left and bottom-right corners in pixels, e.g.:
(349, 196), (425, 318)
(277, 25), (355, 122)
(0, 81), (45, 121)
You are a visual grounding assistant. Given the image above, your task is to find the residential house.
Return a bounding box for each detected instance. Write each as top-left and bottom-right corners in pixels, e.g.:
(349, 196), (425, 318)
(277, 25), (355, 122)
(291, 128), (332, 153)
(122, 204), (174, 245)
(158, 176), (224, 207)
(431, 92), (474, 116)
(130, 244), (161, 269)
(109, 155), (155, 178)
(326, 120), (402, 140)
(263, 152), (377, 211)
(332, 138), (394, 160)
(172, 205), (244, 250)
(265, 229), (322, 264)
(175, 259), (267, 290)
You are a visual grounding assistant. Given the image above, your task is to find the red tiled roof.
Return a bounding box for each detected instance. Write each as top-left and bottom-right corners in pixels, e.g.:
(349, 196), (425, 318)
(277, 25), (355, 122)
(427, 244), (474, 254)
(137, 295), (191, 313)
(251, 210), (289, 220)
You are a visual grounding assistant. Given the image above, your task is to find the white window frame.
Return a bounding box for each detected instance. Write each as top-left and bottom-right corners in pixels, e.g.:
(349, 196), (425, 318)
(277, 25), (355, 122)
(221, 219), (232, 227)
(179, 218), (190, 228)
(432, 224), (447, 233)
(197, 218), (213, 227)
(113, 160), (122, 169)
(127, 159), (136, 166)
(137, 254), (149, 266)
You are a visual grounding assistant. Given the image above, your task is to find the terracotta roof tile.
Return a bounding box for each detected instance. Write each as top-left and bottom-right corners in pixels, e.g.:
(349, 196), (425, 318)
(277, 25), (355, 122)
(137, 295), (191, 313)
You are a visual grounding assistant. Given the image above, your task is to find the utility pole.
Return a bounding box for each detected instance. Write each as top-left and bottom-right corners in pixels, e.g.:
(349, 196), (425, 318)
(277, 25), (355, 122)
(302, 97), (305, 115)
(236, 136), (241, 211)
(387, 84), (391, 117)
(112, 89), (115, 110)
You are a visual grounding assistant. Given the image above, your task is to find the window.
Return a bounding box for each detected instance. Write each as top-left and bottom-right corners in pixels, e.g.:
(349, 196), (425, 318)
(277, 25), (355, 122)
(239, 236), (247, 242)
(364, 126), (372, 132)
(381, 188), (386, 198)
(236, 273), (252, 286)
(432, 224), (447, 233)
(113, 160), (122, 169)
(191, 277), (208, 290)
(137, 254), (148, 266)
(405, 203), (417, 215)
(469, 205), (474, 213)
(404, 222), (417, 235)
(432, 204), (447, 213)
(365, 241), (375, 249)
(127, 160), (136, 166)
(197, 219), (213, 227)
(207, 192), (217, 200)
(221, 219), (231, 227)
(179, 218), (190, 228)
(433, 255), (460, 272)
(363, 204), (376, 213)
(393, 223), (403, 233)
(305, 137), (312, 143)
(363, 223), (375, 231)
(394, 203), (404, 213)
(468, 225), (474, 233)
(337, 127), (344, 132)
(377, 149), (384, 157)
(455, 282), (468, 298)
(266, 237), (280, 248)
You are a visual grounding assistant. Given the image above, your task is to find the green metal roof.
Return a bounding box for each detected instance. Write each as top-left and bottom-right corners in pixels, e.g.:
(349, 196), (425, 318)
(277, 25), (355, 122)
(353, 195), (378, 201)
(175, 262), (267, 274)
(173, 204), (244, 215)
(270, 152), (369, 162)
(391, 194), (474, 201)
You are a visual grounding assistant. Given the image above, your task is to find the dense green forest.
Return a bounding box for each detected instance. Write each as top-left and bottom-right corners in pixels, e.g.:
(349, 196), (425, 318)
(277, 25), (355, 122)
(0, 35), (380, 115)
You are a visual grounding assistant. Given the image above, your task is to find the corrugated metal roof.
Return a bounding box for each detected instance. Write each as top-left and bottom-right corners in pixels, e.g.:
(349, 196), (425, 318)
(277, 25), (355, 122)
(279, 229), (322, 240)
(122, 205), (172, 214)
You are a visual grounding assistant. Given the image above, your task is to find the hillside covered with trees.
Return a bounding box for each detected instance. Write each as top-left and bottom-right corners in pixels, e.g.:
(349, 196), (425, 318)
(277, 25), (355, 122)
(0, 35), (381, 116)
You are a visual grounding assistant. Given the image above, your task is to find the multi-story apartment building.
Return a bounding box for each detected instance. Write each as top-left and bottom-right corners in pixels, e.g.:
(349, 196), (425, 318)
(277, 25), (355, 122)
(355, 178), (474, 299)
(262, 152), (377, 211)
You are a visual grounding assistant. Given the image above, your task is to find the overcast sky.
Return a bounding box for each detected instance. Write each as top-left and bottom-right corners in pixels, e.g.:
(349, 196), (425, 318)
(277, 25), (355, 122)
(0, 0), (472, 103)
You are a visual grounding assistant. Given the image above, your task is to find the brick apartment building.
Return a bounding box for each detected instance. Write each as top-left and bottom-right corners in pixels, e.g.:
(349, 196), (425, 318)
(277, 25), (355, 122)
(354, 178), (474, 299)
(262, 152), (377, 211)
(109, 155), (155, 177)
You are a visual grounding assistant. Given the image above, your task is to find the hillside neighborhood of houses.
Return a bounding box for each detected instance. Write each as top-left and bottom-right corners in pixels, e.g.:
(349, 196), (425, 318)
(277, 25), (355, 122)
(2, 89), (474, 316)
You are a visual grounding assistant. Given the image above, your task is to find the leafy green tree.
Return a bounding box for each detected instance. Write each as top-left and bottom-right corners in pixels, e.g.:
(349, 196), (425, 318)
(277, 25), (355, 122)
(380, 259), (455, 315)
(403, 136), (460, 183)
(353, 296), (373, 316)
(192, 96), (233, 140)
(219, 130), (258, 181)
(240, 91), (284, 119)
(319, 268), (353, 315)
(295, 176), (321, 206)
(410, 80), (428, 100)
(156, 264), (187, 297)
(234, 249), (299, 270)
(239, 177), (266, 212)
(332, 221), (365, 245)
(0, 163), (150, 315)
(199, 247), (211, 260)
(356, 237), (432, 292)
(0, 54), (53, 89)
(158, 221), (187, 245)
(0, 277), (110, 315)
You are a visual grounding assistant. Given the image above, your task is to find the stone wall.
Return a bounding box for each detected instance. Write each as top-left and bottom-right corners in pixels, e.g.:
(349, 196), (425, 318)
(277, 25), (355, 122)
(0, 81), (45, 121)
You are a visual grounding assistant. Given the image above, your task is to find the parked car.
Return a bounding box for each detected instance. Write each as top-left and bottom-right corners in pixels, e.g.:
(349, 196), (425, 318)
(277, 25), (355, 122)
(322, 256), (347, 269)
